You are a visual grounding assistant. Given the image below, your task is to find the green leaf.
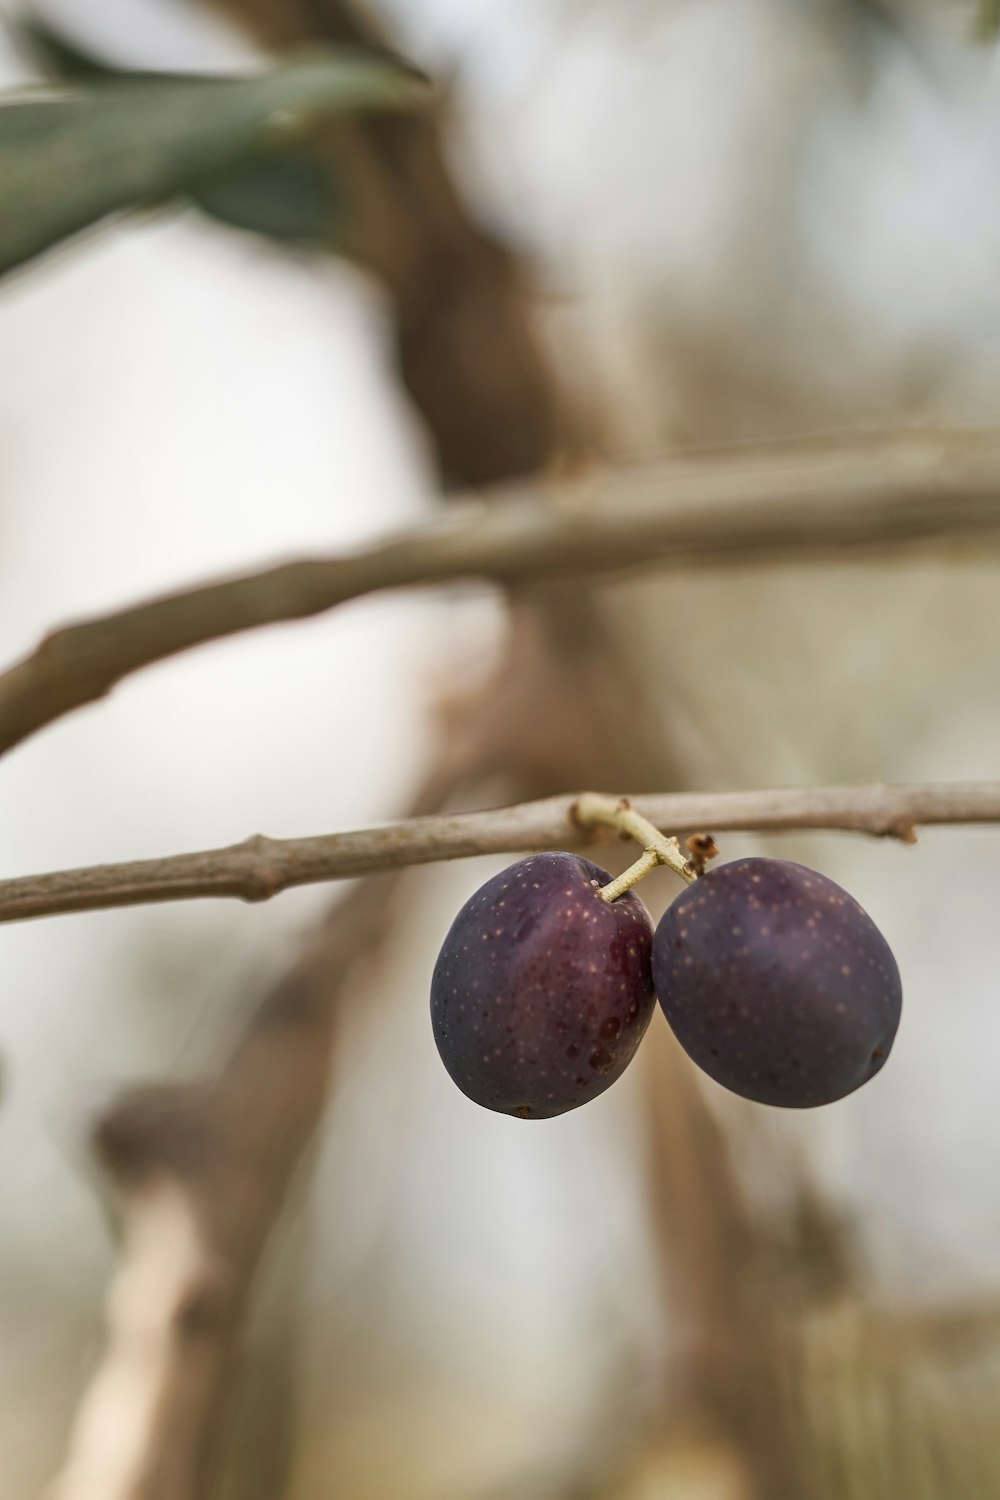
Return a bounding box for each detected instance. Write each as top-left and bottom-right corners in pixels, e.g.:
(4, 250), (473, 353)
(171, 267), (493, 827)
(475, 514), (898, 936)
(0, 48), (426, 279)
(191, 148), (341, 248)
(15, 19), (347, 252)
(16, 17), (132, 82)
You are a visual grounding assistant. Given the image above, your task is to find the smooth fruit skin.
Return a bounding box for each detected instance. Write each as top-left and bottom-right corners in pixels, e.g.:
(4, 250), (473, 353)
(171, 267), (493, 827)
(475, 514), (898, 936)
(652, 858), (902, 1108)
(431, 852), (656, 1118)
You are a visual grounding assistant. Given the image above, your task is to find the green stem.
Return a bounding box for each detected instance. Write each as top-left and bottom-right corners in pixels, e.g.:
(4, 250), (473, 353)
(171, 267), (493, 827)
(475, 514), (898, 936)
(573, 792), (697, 902)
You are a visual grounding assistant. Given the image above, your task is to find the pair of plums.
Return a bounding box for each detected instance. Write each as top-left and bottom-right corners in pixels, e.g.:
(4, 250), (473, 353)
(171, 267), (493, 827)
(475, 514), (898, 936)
(430, 851), (902, 1118)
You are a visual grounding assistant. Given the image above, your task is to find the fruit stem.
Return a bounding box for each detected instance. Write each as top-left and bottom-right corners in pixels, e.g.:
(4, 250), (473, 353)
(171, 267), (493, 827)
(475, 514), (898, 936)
(573, 793), (698, 901)
(599, 848), (661, 902)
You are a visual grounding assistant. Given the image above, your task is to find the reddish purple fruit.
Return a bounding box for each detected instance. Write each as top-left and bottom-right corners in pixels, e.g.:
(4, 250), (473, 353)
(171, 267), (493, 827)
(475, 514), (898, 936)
(652, 858), (902, 1108)
(431, 852), (656, 1118)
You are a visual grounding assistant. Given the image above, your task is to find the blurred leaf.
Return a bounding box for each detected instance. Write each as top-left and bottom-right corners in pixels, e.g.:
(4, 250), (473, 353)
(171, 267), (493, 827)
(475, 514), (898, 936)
(17, 17), (345, 251)
(976, 0), (1000, 37)
(192, 150), (340, 247)
(0, 48), (426, 278)
(16, 16), (133, 82)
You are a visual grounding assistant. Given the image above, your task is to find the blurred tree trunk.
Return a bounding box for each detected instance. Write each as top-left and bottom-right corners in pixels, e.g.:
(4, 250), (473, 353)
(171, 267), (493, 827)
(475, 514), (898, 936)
(213, 0), (563, 487)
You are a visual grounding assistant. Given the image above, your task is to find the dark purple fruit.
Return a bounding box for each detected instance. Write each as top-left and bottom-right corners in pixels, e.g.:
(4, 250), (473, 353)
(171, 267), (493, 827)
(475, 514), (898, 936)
(652, 858), (902, 1108)
(431, 852), (656, 1118)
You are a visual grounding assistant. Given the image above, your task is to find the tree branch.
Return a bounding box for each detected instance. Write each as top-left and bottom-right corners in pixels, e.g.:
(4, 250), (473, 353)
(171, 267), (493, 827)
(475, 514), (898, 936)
(3, 780), (998, 925)
(3, 431), (1000, 761)
(208, 0), (563, 488)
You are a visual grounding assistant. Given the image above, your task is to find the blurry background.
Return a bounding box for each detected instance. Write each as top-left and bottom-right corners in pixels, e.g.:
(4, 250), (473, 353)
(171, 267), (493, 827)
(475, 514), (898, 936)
(1, 0), (1000, 1495)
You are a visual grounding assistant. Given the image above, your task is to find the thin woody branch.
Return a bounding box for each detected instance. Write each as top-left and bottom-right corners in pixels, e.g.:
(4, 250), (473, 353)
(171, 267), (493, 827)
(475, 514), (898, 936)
(3, 780), (998, 926)
(3, 430), (1000, 759)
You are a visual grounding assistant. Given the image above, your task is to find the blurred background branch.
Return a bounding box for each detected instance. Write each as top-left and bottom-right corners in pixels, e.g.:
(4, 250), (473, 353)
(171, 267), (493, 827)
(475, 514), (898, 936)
(205, 0), (565, 485)
(51, 873), (404, 1500)
(4, 428), (1000, 759)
